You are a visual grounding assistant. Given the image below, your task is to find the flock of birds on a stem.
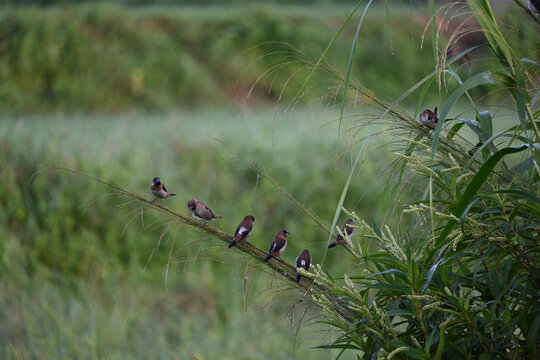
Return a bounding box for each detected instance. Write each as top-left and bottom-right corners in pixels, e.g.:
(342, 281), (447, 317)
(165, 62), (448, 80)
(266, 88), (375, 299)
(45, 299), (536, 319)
(147, 108), (439, 282)
(150, 177), (354, 283)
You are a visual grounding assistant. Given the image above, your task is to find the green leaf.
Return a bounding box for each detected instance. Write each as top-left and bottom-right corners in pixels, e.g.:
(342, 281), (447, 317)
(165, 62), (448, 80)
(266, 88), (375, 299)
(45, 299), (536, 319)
(492, 189), (540, 207)
(432, 71), (496, 160)
(436, 145), (528, 246)
(468, 0), (514, 73)
(415, 76), (436, 120)
(315, 342), (362, 350)
(434, 326), (445, 360)
(425, 327), (438, 353)
(372, 219), (383, 238)
(338, 0), (373, 135)
(421, 244), (451, 293)
(294, 1), (364, 104)
(527, 311), (540, 357)
(322, 128), (373, 266)
(476, 110), (493, 140)
(447, 122), (464, 140)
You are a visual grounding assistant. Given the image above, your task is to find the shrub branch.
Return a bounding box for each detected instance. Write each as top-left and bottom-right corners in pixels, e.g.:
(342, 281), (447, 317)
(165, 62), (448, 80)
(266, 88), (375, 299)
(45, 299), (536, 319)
(34, 165), (359, 323)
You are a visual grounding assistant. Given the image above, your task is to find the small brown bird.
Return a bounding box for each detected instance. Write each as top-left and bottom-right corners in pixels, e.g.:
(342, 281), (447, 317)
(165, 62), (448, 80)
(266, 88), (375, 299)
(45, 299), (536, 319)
(187, 198), (223, 227)
(295, 249), (311, 283)
(419, 107), (438, 130)
(264, 229), (289, 262)
(328, 219), (355, 248)
(150, 177), (176, 208)
(228, 215), (255, 248)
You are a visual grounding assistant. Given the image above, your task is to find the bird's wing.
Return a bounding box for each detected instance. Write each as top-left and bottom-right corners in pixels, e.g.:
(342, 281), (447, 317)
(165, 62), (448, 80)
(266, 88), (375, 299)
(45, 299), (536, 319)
(270, 237), (286, 254)
(203, 203), (216, 218)
(235, 225), (250, 241)
(234, 224), (241, 237)
(196, 203), (214, 220)
(345, 224), (354, 237)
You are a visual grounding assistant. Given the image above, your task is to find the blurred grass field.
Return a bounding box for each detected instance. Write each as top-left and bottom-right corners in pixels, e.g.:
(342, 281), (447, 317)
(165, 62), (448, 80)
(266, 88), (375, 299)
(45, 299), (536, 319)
(2, 2), (537, 358)
(5, 2), (537, 113)
(0, 108), (392, 359)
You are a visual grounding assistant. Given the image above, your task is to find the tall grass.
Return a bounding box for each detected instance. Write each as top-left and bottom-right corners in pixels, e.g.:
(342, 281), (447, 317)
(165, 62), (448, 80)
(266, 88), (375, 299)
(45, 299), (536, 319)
(2, 1), (539, 359)
(0, 109), (392, 359)
(299, 1), (540, 358)
(0, 3), (483, 113)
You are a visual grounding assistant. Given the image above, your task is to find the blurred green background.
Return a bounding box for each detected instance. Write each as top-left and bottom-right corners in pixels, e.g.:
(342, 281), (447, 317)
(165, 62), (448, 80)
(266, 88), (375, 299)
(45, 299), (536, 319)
(1, 1), (537, 359)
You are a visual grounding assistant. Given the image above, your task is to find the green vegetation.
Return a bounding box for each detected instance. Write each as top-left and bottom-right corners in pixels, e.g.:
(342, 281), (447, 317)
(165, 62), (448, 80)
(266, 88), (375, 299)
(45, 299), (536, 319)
(1, 1), (539, 359)
(0, 109), (391, 359)
(3, 3), (536, 114)
(2, 3), (536, 113)
(0, 4), (458, 112)
(300, 1), (540, 358)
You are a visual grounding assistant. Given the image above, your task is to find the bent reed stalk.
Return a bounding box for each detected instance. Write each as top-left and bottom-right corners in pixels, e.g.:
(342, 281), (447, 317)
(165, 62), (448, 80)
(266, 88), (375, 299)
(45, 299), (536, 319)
(33, 164), (359, 323)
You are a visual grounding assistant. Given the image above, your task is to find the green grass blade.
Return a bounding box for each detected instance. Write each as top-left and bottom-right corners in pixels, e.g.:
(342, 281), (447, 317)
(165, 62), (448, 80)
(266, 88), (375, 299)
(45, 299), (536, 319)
(428, 0), (437, 64)
(431, 71), (496, 160)
(528, 312), (540, 357)
(492, 189), (540, 208)
(436, 145), (528, 246)
(338, 0), (373, 136)
(385, 0), (393, 54)
(380, 46), (480, 121)
(468, 0), (514, 73)
(294, 1), (364, 106)
(416, 75), (436, 117)
(321, 128), (374, 265)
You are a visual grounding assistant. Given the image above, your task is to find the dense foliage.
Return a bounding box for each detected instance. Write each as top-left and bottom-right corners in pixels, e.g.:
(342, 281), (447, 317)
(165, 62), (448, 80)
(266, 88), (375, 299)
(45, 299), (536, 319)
(1, 1), (538, 359)
(1, 3), (526, 113)
(0, 109), (391, 358)
(306, 1), (540, 358)
(2, 4), (536, 114)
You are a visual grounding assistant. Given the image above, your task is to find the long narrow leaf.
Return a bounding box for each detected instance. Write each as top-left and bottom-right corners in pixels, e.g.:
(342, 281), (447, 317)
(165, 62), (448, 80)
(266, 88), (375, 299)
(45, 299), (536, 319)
(436, 145), (528, 246)
(321, 129), (374, 266)
(338, 0), (373, 135)
(432, 71), (496, 160)
(293, 1), (364, 105)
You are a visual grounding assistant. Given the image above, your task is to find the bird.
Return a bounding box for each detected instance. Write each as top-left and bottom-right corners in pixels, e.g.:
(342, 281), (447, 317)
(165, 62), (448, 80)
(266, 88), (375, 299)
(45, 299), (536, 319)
(328, 219), (355, 248)
(187, 198), (223, 227)
(418, 107), (438, 130)
(228, 215), (255, 248)
(264, 229), (289, 262)
(295, 249), (311, 282)
(150, 177), (176, 208)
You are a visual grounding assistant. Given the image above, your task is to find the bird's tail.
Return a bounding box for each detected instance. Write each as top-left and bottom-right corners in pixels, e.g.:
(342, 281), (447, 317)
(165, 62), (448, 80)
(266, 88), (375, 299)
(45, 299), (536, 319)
(214, 215), (223, 218)
(228, 240), (237, 248)
(328, 242), (337, 248)
(296, 273), (302, 283)
(264, 254), (272, 262)
(169, 193), (176, 196)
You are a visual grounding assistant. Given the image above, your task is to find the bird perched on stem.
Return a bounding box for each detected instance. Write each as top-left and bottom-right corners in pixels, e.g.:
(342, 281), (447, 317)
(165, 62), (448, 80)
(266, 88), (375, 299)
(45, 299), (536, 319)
(264, 229), (289, 262)
(187, 198), (223, 227)
(228, 215), (255, 248)
(150, 177), (176, 208)
(418, 107), (438, 130)
(295, 249), (311, 283)
(328, 219), (355, 248)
